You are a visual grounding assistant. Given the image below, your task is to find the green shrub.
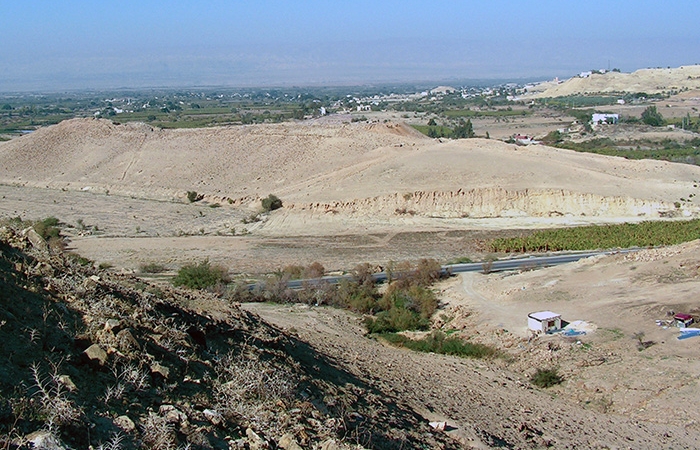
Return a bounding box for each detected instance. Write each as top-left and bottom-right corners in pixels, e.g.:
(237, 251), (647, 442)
(33, 217), (61, 241)
(641, 105), (664, 127)
(186, 191), (202, 203)
(378, 331), (497, 359)
(139, 263), (168, 274)
(530, 368), (563, 388)
(172, 259), (229, 290)
(261, 194), (283, 212)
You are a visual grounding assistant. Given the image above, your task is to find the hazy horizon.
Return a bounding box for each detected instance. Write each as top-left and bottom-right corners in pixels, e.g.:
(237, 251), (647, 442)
(2, 1), (699, 93)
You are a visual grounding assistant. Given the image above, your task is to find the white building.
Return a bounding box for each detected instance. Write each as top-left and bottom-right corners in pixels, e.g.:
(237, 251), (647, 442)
(528, 311), (562, 333)
(591, 113), (619, 125)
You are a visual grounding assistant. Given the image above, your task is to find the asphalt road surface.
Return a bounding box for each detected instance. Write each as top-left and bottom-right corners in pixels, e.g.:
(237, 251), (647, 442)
(250, 250), (632, 290)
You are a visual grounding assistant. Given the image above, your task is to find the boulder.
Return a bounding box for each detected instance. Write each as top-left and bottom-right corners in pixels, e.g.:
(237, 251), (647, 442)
(150, 362), (170, 380)
(23, 227), (49, 252)
(83, 344), (108, 366)
(114, 415), (136, 432)
(246, 428), (269, 450)
(278, 433), (303, 450)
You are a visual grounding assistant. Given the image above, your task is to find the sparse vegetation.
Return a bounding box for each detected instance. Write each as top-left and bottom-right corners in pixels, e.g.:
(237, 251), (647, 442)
(172, 259), (229, 289)
(378, 331), (497, 359)
(530, 368), (564, 388)
(261, 194), (283, 212)
(633, 331), (656, 351)
(186, 190), (202, 203)
(139, 262), (168, 274)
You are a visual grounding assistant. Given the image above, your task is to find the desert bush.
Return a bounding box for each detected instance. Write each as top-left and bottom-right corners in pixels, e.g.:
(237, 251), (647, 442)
(381, 283), (438, 319)
(141, 413), (176, 450)
(412, 258), (443, 286)
(3, 216), (62, 242)
(530, 367), (563, 388)
(303, 261), (325, 279)
(213, 351), (296, 422)
(33, 217), (61, 240)
(633, 331), (656, 351)
(281, 264), (305, 279)
(186, 191), (202, 203)
(172, 259), (229, 290)
(261, 194), (283, 212)
(139, 263), (167, 274)
(378, 331), (497, 358)
(30, 362), (82, 427)
(365, 307), (424, 333)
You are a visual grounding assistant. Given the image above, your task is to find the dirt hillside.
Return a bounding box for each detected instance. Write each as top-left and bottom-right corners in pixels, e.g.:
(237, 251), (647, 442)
(528, 65), (700, 98)
(1, 118), (700, 236)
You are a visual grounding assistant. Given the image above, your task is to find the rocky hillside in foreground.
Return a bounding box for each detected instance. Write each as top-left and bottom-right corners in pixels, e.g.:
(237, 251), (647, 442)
(528, 64), (700, 98)
(0, 225), (456, 450)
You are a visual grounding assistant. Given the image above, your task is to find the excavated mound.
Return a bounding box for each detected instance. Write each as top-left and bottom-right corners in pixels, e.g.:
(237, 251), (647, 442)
(1, 118), (700, 224)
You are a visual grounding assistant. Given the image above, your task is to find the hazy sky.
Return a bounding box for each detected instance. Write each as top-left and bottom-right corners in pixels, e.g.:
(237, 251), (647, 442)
(2, 1), (699, 92)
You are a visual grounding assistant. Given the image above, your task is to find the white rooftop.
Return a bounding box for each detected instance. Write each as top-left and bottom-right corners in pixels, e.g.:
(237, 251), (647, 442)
(528, 311), (561, 321)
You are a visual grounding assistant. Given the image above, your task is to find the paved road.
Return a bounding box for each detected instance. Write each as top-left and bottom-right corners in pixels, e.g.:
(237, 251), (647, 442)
(249, 250), (633, 291)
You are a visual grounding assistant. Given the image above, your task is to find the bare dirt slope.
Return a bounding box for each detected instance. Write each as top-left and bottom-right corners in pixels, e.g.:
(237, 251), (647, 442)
(527, 65), (700, 98)
(437, 242), (700, 429)
(2, 118), (700, 235)
(0, 118), (425, 203)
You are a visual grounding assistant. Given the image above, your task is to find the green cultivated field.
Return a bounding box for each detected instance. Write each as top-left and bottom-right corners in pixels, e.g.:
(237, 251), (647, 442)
(490, 219), (700, 252)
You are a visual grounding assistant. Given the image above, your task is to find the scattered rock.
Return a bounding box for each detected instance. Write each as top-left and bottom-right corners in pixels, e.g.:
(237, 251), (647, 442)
(319, 439), (343, 450)
(150, 362), (170, 380)
(24, 430), (67, 450)
(104, 318), (122, 332)
(83, 343), (108, 366)
(115, 415), (136, 433)
(22, 227), (48, 252)
(246, 428), (269, 450)
(203, 408), (223, 426)
(159, 404), (187, 424)
(57, 374), (77, 392)
(278, 433), (303, 450)
(115, 328), (140, 351)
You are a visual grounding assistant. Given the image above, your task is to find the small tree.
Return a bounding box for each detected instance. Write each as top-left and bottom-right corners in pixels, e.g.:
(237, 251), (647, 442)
(261, 194), (283, 212)
(452, 119), (475, 139)
(641, 106), (664, 127)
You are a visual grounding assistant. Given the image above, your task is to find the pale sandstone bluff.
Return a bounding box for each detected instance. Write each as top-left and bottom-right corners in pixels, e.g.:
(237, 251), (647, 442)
(288, 188), (689, 219)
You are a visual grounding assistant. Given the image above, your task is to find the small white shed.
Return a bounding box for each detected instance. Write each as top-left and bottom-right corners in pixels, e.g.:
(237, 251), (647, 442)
(528, 311), (562, 333)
